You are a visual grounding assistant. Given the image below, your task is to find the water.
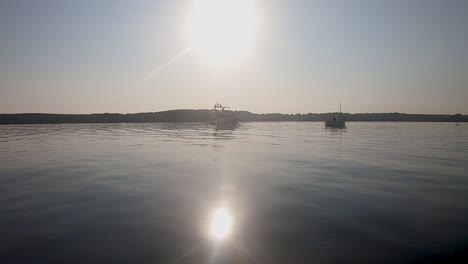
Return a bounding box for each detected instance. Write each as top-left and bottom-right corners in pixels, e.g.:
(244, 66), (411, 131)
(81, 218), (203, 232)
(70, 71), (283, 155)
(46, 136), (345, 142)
(1, 122), (467, 263)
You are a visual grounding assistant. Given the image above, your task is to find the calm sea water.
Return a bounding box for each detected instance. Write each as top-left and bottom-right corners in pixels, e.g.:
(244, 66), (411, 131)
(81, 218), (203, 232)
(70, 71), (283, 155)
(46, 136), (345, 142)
(1, 122), (468, 263)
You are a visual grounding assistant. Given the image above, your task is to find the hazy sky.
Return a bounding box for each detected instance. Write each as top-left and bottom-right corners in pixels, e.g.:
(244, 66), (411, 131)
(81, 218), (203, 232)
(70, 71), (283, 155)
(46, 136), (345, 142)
(1, 0), (467, 114)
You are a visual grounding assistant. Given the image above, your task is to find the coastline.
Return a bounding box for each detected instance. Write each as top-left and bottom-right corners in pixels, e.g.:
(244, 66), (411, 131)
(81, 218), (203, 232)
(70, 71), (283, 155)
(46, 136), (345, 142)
(0, 110), (465, 124)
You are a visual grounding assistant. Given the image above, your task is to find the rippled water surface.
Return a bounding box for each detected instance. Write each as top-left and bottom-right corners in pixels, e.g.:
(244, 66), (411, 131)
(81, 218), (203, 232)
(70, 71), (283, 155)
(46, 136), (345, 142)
(1, 122), (468, 263)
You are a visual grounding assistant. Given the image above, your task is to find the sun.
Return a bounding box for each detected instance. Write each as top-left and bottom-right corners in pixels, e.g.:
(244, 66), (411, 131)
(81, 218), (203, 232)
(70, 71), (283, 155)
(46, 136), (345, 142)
(187, 0), (258, 65)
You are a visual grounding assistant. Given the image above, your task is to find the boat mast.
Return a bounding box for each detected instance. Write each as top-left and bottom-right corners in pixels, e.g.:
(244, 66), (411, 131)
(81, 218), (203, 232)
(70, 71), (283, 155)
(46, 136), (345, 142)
(339, 103), (342, 119)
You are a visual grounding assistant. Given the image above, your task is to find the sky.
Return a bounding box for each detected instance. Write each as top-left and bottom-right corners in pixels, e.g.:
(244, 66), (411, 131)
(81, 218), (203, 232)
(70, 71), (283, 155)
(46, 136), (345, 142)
(0, 0), (467, 114)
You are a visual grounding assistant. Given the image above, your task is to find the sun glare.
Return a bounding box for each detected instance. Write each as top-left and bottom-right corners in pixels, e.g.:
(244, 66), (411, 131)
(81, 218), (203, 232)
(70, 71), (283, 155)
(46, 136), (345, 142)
(187, 0), (258, 64)
(210, 207), (232, 240)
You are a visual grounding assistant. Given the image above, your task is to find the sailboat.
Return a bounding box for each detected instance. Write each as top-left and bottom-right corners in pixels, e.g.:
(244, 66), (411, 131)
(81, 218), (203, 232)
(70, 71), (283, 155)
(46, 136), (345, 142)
(325, 104), (346, 128)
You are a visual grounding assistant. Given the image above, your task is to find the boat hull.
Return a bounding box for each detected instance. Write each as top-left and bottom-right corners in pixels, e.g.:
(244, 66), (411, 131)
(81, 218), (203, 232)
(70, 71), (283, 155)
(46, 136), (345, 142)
(210, 115), (239, 130)
(325, 120), (346, 128)
(209, 117), (239, 125)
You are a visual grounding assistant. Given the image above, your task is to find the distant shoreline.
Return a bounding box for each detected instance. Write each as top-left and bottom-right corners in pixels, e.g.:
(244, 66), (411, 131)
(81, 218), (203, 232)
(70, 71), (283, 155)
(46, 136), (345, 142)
(0, 110), (466, 124)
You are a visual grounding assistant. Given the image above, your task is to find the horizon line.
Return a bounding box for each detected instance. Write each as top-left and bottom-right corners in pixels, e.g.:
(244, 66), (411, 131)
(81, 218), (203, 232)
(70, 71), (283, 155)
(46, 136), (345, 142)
(0, 109), (466, 116)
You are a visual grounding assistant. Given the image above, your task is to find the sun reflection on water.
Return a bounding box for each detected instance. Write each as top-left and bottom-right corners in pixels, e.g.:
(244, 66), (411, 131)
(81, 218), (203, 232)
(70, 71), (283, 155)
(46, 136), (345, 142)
(210, 207), (232, 240)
